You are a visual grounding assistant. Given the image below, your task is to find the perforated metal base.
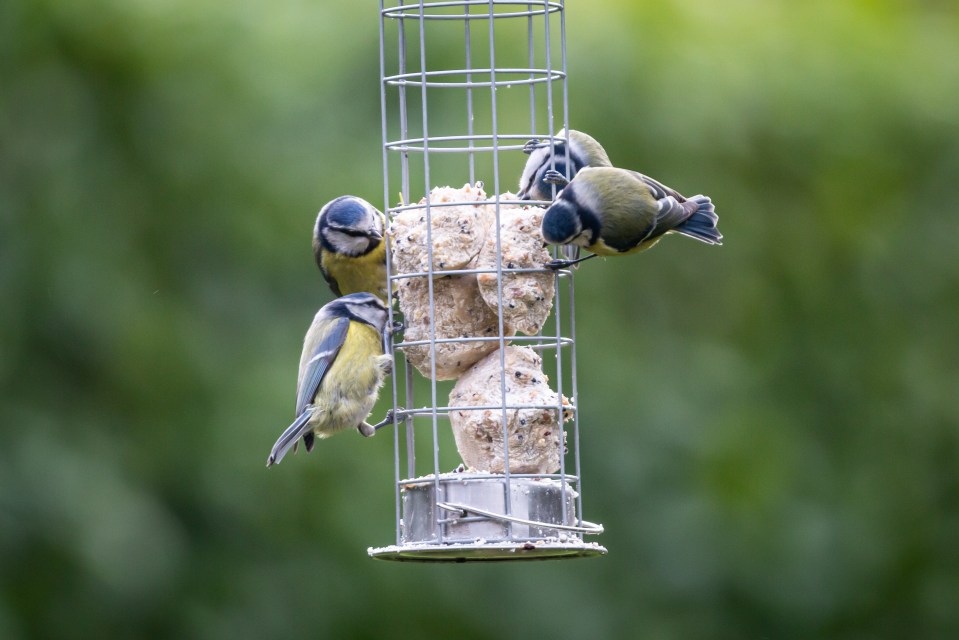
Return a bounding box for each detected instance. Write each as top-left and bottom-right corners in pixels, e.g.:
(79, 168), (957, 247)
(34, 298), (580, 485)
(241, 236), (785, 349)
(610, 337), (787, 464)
(369, 540), (607, 562)
(370, 473), (605, 562)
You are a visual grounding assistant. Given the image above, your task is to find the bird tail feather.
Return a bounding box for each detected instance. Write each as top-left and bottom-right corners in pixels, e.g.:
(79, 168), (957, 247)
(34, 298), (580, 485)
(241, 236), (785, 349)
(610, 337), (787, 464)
(267, 411), (312, 467)
(676, 195), (722, 245)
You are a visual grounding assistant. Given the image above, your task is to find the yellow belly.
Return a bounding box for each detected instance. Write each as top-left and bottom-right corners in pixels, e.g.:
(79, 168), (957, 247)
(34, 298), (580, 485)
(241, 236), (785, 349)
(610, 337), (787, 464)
(588, 236), (661, 256)
(309, 322), (388, 437)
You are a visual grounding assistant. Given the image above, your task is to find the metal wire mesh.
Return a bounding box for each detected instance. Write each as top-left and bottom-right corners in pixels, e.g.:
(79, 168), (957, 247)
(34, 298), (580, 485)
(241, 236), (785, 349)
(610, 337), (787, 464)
(370, 0), (604, 561)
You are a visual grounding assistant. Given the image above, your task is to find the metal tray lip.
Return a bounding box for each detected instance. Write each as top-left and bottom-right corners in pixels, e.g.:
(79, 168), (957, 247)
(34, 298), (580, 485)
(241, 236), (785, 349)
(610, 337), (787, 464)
(368, 540), (608, 562)
(399, 471), (580, 487)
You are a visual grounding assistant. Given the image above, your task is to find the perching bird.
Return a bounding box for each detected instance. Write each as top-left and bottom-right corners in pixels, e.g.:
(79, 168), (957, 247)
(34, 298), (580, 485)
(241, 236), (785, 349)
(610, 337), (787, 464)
(313, 195), (388, 301)
(266, 292), (394, 467)
(540, 166), (722, 268)
(518, 128), (612, 202)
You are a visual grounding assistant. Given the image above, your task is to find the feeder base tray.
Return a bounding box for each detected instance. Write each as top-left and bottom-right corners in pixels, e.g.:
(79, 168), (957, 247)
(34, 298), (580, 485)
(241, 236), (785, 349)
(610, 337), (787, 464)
(368, 540), (607, 562)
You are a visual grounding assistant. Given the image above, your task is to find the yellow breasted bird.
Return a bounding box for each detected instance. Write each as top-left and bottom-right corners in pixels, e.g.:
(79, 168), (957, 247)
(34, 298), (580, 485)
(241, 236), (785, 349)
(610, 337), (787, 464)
(266, 293), (393, 467)
(541, 166), (722, 268)
(313, 196), (388, 301)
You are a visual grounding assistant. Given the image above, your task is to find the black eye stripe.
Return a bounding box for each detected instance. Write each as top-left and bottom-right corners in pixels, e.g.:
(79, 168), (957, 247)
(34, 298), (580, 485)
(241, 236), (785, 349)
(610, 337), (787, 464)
(328, 226), (374, 238)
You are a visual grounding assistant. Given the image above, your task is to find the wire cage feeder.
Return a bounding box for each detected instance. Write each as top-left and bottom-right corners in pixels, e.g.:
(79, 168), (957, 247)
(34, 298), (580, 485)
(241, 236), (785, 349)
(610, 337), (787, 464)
(368, 0), (606, 561)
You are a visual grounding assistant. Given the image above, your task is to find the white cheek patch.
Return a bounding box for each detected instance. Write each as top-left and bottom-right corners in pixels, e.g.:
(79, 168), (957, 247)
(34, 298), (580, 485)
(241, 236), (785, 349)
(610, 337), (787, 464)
(327, 229), (370, 256)
(521, 145), (557, 194)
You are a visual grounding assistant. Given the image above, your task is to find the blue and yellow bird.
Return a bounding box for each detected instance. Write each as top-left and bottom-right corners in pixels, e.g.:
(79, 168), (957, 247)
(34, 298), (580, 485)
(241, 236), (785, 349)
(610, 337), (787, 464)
(313, 196), (388, 301)
(518, 128), (611, 202)
(540, 166), (722, 268)
(266, 292), (394, 467)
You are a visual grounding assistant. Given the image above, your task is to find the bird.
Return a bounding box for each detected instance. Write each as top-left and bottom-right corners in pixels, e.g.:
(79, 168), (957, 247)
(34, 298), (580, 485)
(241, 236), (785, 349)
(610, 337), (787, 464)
(539, 166), (722, 269)
(266, 292), (395, 467)
(313, 196), (388, 301)
(518, 129), (612, 202)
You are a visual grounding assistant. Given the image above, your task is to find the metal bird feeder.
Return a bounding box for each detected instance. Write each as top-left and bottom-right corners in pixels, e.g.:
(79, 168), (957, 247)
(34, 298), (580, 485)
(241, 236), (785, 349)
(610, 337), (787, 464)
(369, 0), (605, 561)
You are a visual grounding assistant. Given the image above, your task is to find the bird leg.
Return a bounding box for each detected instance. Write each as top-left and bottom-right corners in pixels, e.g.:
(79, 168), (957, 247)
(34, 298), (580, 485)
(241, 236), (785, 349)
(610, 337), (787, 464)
(361, 407), (405, 435)
(545, 253), (598, 270)
(522, 138), (542, 154)
(542, 169), (570, 187)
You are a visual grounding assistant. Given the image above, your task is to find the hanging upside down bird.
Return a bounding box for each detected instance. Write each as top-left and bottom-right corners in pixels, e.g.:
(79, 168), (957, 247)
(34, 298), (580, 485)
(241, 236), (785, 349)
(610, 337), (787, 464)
(518, 129), (723, 269)
(540, 165), (723, 269)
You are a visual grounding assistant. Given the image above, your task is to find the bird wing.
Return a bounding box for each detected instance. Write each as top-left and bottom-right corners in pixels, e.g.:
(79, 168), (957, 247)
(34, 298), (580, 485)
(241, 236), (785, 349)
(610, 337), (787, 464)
(625, 169), (686, 202)
(652, 195), (695, 234)
(295, 316), (350, 416)
(578, 168), (659, 252)
(622, 170), (695, 241)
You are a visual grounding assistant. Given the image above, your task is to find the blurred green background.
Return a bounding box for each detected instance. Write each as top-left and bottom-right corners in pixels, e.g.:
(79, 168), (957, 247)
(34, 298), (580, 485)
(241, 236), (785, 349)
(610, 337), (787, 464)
(3, 0), (958, 638)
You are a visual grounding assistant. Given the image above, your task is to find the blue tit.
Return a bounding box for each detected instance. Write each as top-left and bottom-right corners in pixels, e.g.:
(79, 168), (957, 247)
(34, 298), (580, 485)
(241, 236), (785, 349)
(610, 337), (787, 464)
(313, 196), (388, 301)
(541, 166), (722, 268)
(267, 292), (394, 467)
(518, 128), (612, 202)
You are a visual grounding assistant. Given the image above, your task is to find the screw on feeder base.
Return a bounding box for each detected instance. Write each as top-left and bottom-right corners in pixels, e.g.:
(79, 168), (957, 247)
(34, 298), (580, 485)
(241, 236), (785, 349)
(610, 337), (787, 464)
(372, 0), (605, 562)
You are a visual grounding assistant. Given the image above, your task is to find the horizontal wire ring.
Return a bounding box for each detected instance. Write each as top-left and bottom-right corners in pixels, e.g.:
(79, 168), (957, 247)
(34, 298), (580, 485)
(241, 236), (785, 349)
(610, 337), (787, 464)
(383, 1), (562, 20)
(384, 68), (565, 89)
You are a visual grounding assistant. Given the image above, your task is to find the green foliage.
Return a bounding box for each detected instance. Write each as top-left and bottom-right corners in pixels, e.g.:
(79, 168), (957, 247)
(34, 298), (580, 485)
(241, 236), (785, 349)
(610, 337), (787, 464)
(2, 1), (958, 638)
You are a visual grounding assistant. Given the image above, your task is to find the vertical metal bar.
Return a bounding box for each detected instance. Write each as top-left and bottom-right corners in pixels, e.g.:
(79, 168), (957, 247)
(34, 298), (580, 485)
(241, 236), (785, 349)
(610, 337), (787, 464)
(561, 0), (570, 186)
(540, 0), (570, 530)
(378, 0), (402, 548)
(528, 4), (541, 538)
(398, 16), (411, 204)
(487, 1), (515, 541)
(558, 0), (583, 530)
(527, 3), (536, 136)
(404, 362), (415, 482)
(396, 12), (416, 482)
(379, 3), (391, 219)
(416, 0), (444, 544)
(465, 3), (475, 184)
(380, 3), (402, 543)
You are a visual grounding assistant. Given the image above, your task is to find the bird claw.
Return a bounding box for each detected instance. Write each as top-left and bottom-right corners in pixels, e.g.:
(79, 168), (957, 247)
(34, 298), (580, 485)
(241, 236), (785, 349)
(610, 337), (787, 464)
(371, 407), (404, 432)
(545, 258), (574, 271)
(382, 354), (394, 376)
(545, 253), (597, 270)
(543, 169), (569, 186)
(390, 319), (405, 336)
(522, 138), (542, 154)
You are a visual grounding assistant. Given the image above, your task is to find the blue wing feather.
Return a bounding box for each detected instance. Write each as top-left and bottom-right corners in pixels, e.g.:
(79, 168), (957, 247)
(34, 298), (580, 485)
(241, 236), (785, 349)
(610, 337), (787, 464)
(267, 410), (313, 466)
(295, 316), (349, 416)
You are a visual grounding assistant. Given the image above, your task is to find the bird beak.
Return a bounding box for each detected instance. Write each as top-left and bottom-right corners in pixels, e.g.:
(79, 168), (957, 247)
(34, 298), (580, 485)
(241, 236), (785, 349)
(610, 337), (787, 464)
(368, 227), (383, 241)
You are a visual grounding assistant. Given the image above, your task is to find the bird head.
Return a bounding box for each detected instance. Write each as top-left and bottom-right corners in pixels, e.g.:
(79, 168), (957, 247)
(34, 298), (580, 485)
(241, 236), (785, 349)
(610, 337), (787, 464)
(314, 196), (385, 258)
(327, 292), (389, 333)
(542, 196), (587, 247)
